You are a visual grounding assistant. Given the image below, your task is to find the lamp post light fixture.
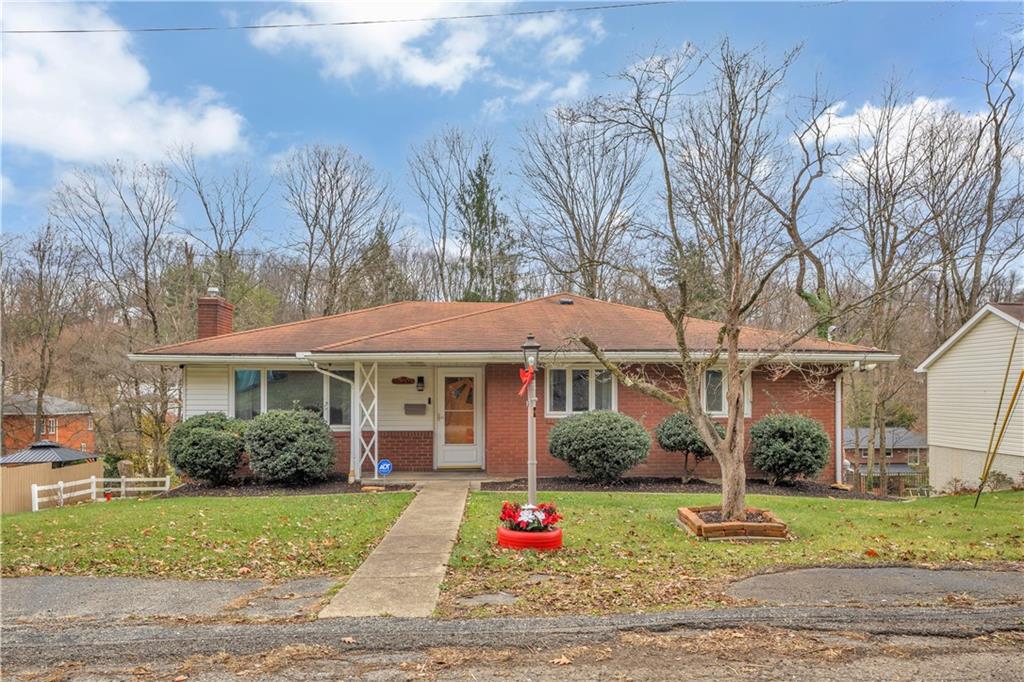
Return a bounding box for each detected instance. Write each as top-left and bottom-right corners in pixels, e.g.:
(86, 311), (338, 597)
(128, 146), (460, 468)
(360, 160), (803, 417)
(521, 333), (541, 506)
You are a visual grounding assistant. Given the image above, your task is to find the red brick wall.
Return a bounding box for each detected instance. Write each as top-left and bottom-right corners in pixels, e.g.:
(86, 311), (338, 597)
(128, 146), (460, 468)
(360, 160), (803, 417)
(485, 363), (838, 483)
(2, 414), (96, 453)
(331, 430), (434, 476)
(196, 296), (234, 339)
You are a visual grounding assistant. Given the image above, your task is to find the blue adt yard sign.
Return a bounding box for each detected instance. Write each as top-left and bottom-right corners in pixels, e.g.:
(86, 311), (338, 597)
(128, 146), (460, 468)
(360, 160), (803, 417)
(377, 459), (393, 477)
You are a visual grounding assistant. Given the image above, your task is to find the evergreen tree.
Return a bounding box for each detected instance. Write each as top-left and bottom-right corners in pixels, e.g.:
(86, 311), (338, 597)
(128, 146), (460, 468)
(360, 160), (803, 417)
(457, 151), (519, 302)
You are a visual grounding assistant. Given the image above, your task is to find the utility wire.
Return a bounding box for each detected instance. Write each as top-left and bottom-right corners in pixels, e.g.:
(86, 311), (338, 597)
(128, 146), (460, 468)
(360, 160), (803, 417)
(3, 1), (674, 35)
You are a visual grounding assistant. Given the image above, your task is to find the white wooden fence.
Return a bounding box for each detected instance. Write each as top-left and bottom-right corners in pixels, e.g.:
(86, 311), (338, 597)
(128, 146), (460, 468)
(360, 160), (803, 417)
(30, 476), (171, 512)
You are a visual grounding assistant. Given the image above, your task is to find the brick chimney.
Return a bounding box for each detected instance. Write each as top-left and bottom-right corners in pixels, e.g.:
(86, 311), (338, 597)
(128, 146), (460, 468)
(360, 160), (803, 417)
(197, 287), (234, 339)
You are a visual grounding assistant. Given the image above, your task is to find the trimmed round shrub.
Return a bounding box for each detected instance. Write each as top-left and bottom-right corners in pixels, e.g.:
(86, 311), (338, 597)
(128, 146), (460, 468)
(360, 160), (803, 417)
(548, 411), (651, 482)
(750, 413), (831, 485)
(244, 409), (334, 485)
(167, 412), (245, 485)
(655, 413), (725, 481)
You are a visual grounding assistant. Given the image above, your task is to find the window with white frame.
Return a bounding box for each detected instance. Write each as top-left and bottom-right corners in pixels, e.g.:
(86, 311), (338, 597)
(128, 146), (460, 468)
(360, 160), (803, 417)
(87, 415), (94, 431)
(703, 369), (725, 415)
(232, 368), (353, 429)
(266, 369), (322, 414)
(44, 417), (57, 435)
(545, 367), (616, 416)
(701, 369), (752, 418)
(326, 371), (354, 427)
(233, 369), (261, 420)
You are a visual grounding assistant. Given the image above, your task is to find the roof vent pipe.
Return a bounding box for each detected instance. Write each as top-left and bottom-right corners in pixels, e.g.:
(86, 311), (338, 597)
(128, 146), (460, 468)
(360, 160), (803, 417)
(558, 297), (574, 305)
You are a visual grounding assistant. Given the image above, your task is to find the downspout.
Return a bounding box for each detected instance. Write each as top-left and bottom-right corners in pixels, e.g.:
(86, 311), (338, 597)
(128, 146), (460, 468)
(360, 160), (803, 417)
(307, 361), (357, 484)
(835, 372), (844, 485)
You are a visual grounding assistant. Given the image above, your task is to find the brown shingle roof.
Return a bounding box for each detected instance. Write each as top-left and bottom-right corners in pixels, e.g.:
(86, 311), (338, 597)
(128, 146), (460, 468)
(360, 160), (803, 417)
(139, 301), (506, 356)
(992, 301), (1024, 323)
(311, 293), (876, 355)
(139, 294), (881, 357)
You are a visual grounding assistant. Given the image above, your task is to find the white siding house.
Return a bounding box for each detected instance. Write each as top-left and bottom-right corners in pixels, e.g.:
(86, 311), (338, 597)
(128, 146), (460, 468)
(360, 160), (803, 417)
(182, 366), (230, 418)
(916, 303), (1024, 491)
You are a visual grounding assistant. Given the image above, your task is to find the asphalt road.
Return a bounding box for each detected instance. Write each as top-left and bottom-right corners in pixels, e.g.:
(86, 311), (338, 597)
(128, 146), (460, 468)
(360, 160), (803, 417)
(4, 605), (1024, 668)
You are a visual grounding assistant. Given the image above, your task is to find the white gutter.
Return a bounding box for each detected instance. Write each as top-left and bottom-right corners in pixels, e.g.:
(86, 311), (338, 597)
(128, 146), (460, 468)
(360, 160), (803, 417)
(128, 354), (309, 365)
(297, 350), (900, 365)
(131, 349), (899, 366)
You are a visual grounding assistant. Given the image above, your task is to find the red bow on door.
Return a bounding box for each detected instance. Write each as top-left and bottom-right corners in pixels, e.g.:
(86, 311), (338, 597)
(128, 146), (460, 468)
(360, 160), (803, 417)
(518, 366), (535, 397)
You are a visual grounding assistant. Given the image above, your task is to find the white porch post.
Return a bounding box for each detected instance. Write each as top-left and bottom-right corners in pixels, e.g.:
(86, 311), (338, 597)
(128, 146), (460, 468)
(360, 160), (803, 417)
(351, 363), (361, 483)
(835, 372), (844, 485)
(354, 361), (379, 481)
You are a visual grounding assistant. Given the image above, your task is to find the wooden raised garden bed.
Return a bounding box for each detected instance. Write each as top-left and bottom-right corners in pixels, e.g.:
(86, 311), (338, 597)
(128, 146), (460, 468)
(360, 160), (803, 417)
(677, 505), (789, 542)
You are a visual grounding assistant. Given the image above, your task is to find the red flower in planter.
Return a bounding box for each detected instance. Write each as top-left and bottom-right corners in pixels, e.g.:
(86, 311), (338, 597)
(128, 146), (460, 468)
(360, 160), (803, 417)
(498, 501), (562, 532)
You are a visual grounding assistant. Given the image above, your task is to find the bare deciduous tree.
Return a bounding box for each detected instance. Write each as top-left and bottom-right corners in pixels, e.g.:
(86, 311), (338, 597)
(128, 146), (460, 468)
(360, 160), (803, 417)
(280, 145), (397, 318)
(408, 128), (478, 301)
(570, 41), (918, 519)
(923, 48), (1024, 341)
(173, 146), (269, 311)
(52, 161), (181, 475)
(837, 81), (938, 492)
(14, 224), (87, 439)
(517, 115), (647, 299)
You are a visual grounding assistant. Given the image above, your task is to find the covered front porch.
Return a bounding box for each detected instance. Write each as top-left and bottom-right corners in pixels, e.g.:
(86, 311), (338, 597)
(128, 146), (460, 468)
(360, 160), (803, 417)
(303, 362), (489, 482)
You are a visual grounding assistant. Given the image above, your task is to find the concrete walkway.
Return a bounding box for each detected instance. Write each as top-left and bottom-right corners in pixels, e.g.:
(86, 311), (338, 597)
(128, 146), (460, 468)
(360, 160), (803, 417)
(318, 480), (469, 618)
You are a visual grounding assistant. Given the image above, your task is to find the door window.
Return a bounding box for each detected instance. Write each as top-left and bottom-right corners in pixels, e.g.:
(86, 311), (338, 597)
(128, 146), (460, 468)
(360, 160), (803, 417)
(444, 376), (475, 445)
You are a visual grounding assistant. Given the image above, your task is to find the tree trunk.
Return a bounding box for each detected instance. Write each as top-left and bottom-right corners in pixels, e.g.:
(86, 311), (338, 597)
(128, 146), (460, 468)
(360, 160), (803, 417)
(720, 447), (747, 520)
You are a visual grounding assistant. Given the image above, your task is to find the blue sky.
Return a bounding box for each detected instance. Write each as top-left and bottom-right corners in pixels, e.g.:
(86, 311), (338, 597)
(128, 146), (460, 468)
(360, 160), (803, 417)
(2, 1), (1020, 240)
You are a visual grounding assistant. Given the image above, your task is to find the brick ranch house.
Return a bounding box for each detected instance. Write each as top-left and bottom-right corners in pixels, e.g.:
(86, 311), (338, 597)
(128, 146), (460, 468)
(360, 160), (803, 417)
(130, 291), (896, 484)
(1, 393), (96, 455)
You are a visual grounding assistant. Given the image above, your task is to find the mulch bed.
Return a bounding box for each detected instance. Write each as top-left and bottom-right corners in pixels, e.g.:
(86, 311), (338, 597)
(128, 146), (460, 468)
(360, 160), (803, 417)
(697, 509), (769, 524)
(481, 476), (893, 501)
(163, 474), (414, 498)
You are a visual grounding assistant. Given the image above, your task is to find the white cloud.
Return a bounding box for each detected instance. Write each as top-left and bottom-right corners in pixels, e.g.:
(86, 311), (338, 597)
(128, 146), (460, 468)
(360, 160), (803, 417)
(549, 72), (589, 103)
(513, 14), (566, 40)
(2, 3), (244, 163)
(482, 97), (508, 120)
(545, 35), (584, 64)
(1, 174), (16, 203)
(823, 96), (953, 145)
(3, 3), (243, 163)
(250, 2), (494, 92)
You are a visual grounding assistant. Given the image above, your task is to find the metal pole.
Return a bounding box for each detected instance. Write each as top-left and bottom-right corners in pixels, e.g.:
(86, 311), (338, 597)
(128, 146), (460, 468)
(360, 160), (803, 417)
(527, 374), (537, 507)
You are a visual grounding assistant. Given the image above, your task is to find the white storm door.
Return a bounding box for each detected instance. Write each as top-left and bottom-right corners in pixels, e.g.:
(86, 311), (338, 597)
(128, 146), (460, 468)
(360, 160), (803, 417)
(435, 368), (483, 468)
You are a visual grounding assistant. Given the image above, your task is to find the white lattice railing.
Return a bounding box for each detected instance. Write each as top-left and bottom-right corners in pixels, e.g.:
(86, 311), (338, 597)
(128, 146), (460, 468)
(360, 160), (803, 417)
(30, 476), (171, 512)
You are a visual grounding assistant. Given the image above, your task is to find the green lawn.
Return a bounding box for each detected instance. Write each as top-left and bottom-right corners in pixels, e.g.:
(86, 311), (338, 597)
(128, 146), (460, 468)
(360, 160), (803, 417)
(441, 491), (1024, 617)
(2, 492), (414, 581)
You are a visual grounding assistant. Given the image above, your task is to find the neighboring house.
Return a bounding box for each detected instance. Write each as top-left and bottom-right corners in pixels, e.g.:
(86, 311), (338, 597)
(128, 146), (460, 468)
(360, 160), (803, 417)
(1, 393), (96, 454)
(843, 427), (928, 494)
(131, 290), (896, 484)
(916, 302), (1024, 491)
(0, 441), (102, 514)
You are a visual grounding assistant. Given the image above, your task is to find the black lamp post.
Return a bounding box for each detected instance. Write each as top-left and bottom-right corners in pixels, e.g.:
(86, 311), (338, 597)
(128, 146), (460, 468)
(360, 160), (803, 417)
(521, 333), (541, 506)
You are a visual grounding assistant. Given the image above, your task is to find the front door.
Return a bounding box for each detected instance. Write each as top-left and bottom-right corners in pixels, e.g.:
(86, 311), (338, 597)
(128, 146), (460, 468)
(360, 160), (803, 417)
(435, 368), (483, 468)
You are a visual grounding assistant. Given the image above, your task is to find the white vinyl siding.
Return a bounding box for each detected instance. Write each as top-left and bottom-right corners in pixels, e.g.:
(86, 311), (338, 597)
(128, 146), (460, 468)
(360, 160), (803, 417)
(926, 312), (1024, 458)
(183, 366), (230, 418)
(377, 367), (433, 431)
